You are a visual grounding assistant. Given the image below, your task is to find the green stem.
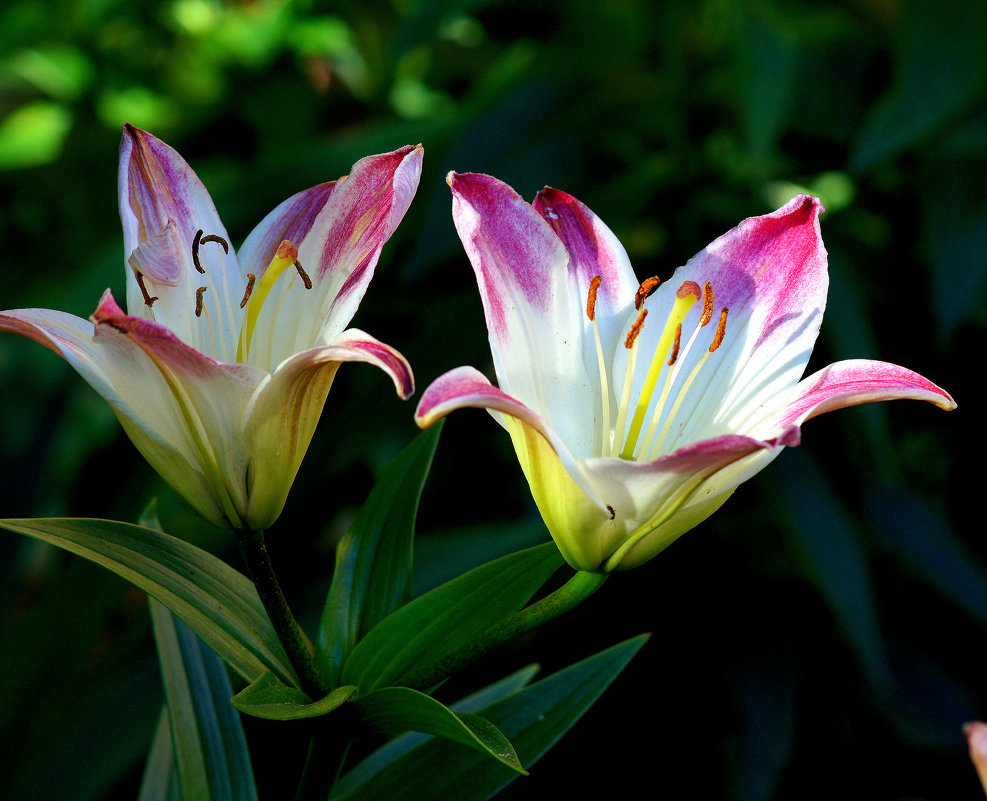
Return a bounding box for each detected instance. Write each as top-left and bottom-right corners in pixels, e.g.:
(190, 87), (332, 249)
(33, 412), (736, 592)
(237, 529), (326, 697)
(403, 570), (609, 692)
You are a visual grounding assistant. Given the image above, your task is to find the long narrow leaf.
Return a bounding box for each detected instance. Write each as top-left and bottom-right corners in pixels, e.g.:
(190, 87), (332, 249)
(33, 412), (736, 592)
(333, 635), (648, 800)
(150, 598), (258, 801)
(231, 672), (357, 721)
(0, 518), (296, 686)
(317, 424), (443, 686)
(138, 709), (181, 801)
(341, 542), (563, 692)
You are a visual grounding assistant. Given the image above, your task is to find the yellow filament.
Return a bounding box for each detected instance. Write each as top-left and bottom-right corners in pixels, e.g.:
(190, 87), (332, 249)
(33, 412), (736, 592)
(237, 240), (298, 362)
(619, 286), (700, 459)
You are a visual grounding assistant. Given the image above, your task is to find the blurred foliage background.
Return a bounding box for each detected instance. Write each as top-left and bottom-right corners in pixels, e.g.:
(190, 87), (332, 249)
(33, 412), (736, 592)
(0, 0), (982, 798)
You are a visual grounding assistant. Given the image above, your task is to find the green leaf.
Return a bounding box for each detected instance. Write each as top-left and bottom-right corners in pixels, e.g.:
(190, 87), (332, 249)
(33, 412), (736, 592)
(333, 635), (648, 801)
(352, 686), (525, 774)
(338, 665), (542, 788)
(138, 709), (181, 801)
(0, 517), (296, 686)
(341, 542), (563, 692)
(149, 597), (258, 801)
(317, 423), (443, 686)
(231, 671), (357, 721)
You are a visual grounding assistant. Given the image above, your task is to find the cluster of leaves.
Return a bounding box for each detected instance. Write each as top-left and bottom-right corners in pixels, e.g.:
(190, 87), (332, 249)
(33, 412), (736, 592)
(0, 0), (983, 799)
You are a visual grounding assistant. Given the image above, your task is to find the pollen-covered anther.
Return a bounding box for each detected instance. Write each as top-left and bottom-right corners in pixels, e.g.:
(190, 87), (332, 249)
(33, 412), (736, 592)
(624, 308), (648, 348)
(194, 286), (207, 318)
(709, 307), (729, 352)
(586, 275), (602, 321)
(667, 323), (682, 366)
(700, 282), (715, 326)
(634, 276), (660, 310)
(200, 233), (229, 253)
(135, 271), (158, 307)
(239, 273), (256, 309)
(293, 259), (313, 290)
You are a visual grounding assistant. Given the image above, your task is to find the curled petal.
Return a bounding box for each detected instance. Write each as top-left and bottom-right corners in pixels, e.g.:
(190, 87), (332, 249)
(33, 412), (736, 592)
(243, 330), (414, 529)
(759, 358), (956, 435)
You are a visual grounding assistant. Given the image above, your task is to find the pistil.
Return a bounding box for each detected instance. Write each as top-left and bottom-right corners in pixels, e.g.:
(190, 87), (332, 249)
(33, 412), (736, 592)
(237, 239), (303, 362)
(586, 276), (612, 455)
(619, 281), (701, 460)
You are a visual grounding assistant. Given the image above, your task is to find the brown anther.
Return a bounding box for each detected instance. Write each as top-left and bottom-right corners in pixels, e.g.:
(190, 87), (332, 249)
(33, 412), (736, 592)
(200, 233), (229, 254)
(195, 286), (207, 318)
(709, 307), (728, 352)
(135, 271), (158, 307)
(192, 229), (205, 273)
(634, 276), (660, 310)
(239, 273), (256, 309)
(606, 504), (616, 521)
(700, 281), (714, 326)
(293, 259), (313, 290)
(586, 275), (602, 321)
(624, 308), (648, 348)
(667, 323), (682, 366)
(676, 280), (702, 301)
(192, 230), (230, 274)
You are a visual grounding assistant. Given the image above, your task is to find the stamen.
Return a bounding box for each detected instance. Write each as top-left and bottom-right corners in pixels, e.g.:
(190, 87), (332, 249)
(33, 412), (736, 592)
(709, 308), (728, 352)
(619, 280), (701, 460)
(192, 230), (230, 274)
(624, 309), (648, 348)
(700, 282), (714, 326)
(239, 273), (256, 309)
(194, 286), (207, 317)
(607, 505), (616, 521)
(667, 324), (682, 366)
(293, 259), (313, 290)
(135, 271), (158, 307)
(586, 275), (602, 321)
(192, 229), (205, 273)
(237, 239), (300, 362)
(634, 276), (660, 310)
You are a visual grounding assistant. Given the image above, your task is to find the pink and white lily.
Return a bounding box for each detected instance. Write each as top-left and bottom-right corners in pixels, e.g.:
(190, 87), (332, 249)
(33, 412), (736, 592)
(1, 125), (422, 531)
(415, 174), (955, 572)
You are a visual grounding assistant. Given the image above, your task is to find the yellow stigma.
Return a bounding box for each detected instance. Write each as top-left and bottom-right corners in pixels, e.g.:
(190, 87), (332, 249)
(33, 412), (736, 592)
(237, 239), (298, 362)
(619, 281), (701, 459)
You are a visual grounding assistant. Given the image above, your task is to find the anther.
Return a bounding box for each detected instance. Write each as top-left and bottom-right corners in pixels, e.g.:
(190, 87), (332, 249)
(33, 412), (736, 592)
(700, 282), (714, 326)
(624, 308), (648, 348)
(195, 286), (207, 317)
(239, 273), (256, 309)
(135, 271), (158, 307)
(607, 504), (616, 521)
(200, 233), (229, 253)
(293, 259), (313, 290)
(634, 276), (660, 310)
(586, 275), (602, 321)
(192, 230), (230, 274)
(709, 307), (728, 352)
(667, 323), (682, 366)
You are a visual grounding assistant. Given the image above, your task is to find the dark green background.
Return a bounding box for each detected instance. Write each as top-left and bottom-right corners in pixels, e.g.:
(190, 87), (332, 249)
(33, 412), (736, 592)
(0, 0), (981, 798)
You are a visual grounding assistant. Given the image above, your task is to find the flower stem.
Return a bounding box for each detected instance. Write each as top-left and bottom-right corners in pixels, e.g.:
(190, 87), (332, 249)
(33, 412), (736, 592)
(403, 569), (609, 691)
(237, 529), (326, 696)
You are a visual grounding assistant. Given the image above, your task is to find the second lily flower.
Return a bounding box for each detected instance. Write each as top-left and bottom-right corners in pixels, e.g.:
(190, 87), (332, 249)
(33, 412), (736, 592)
(1, 126), (422, 531)
(416, 174), (955, 572)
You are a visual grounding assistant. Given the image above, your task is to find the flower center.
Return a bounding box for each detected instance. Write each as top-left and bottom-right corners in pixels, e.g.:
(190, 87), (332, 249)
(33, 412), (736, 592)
(587, 276), (729, 461)
(234, 238), (312, 362)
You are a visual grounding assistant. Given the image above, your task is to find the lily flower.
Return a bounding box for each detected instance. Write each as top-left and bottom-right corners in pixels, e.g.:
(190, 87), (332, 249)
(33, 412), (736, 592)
(415, 174), (955, 572)
(1, 125), (421, 531)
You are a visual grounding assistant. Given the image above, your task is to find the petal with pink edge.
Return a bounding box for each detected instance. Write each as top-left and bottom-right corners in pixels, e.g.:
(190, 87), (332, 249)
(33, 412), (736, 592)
(243, 329), (414, 529)
(449, 174), (597, 454)
(754, 358), (956, 436)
